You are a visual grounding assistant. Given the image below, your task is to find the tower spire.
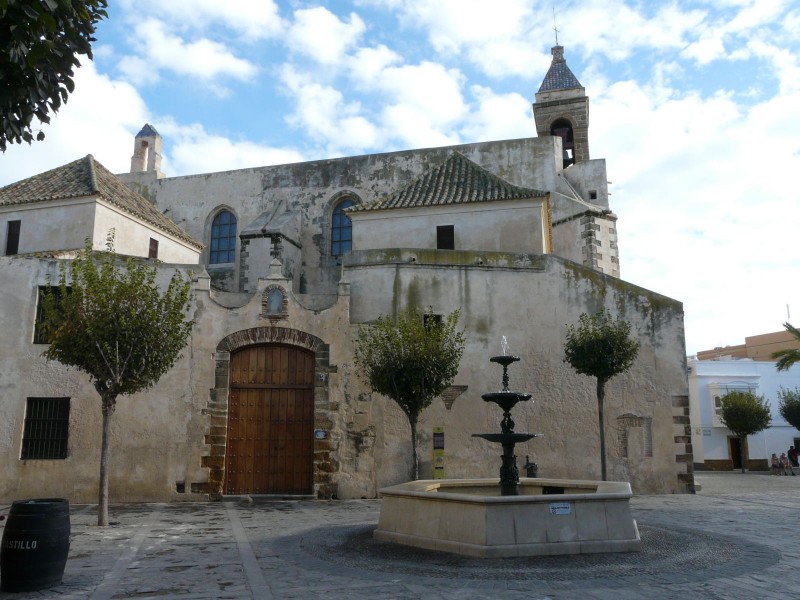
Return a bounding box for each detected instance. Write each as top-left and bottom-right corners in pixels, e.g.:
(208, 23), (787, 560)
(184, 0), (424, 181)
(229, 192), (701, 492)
(532, 44), (591, 166)
(553, 8), (559, 46)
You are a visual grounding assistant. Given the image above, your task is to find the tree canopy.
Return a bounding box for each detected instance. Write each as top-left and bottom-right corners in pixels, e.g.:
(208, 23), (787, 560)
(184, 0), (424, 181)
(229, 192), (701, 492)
(42, 235), (193, 524)
(719, 390), (771, 473)
(354, 308), (465, 480)
(564, 310), (640, 382)
(1, 0), (108, 151)
(772, 322), (800, 372)
(564, 309), (640, 480)
(778, 387), (800, 431)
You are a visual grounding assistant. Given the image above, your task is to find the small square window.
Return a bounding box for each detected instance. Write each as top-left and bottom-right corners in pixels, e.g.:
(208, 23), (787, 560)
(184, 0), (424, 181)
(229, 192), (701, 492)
(5, 220), (20, 255)
(589, 191), (597, 201)
(423, 313), (443, 330)
(21, 398), (70, 460)
(436, 225), (454, 250)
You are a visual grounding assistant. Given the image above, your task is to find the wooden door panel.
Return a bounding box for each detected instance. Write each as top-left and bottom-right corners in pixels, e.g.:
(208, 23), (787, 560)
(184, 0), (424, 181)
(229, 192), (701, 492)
(224, 345), (314, 495)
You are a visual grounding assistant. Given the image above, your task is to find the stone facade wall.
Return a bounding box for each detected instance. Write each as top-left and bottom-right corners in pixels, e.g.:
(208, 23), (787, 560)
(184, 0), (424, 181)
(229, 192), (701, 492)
(120, 137), (606, 294)
(343, 250), (691, 494)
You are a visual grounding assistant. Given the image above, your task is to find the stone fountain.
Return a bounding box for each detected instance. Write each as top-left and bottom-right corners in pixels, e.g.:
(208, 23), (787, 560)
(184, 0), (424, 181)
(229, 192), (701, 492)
(472, 345), (538, 496)
(373, 343), (641, 557)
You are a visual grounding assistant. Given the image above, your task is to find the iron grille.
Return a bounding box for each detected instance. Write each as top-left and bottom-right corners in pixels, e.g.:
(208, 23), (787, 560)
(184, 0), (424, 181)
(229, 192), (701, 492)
(21, 397), (69, 460)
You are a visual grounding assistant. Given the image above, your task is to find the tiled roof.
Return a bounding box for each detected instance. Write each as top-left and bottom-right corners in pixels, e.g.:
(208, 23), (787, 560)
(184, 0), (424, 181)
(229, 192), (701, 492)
(136, 123), (160, 137)
(0, 155), (202, 249)
(348, 152), (547, 213)
(538, 45), (582, 93)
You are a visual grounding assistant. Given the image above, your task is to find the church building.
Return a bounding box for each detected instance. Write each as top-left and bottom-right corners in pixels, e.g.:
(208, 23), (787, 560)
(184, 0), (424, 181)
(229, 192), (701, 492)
(0, 47), (692, 502)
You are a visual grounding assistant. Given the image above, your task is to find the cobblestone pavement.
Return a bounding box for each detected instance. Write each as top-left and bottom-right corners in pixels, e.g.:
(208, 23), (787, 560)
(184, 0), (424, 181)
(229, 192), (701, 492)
(1, 472), (800, 599)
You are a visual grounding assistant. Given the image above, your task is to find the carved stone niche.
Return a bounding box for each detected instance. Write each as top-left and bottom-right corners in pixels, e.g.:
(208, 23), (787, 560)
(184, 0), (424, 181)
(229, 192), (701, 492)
(261, 285), (288, 324)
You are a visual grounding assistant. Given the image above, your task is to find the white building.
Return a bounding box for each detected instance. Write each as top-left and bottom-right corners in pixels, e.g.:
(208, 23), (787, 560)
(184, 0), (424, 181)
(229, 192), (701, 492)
(689, 357), (800, 471)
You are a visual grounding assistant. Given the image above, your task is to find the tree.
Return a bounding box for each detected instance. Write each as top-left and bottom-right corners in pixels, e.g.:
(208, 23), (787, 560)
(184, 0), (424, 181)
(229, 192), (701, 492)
(1, 0), (108, 151)
(719, 391), (772, 473)
(42, 235), (193, 525)
(778, 387), (800, 431)
(563, 310), (640, 481)
(354, 309), (465, 480)
(772, 322), (800, 371)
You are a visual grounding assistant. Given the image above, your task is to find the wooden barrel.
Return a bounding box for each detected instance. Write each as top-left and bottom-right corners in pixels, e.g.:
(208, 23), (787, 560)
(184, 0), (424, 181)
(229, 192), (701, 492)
(1, 498), (70, 592)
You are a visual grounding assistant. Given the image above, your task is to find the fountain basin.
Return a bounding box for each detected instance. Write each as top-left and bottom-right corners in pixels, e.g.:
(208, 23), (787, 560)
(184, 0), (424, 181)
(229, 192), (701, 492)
(374, 478), (641, 557)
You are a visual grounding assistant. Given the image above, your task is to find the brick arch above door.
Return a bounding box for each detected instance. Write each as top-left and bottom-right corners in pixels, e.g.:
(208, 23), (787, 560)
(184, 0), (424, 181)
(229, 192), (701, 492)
(198, 326), (338, 500)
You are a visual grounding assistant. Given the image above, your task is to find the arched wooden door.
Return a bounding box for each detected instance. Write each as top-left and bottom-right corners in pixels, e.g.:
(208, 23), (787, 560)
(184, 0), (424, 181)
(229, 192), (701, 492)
(224, 344), (315, 495)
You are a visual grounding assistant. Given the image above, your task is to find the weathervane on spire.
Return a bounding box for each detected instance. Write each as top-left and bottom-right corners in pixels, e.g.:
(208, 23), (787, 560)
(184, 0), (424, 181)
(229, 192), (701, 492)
(552, 7), (559, 46)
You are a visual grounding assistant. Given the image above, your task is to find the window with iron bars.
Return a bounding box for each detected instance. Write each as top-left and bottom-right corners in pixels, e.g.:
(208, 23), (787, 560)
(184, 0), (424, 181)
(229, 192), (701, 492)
(21, 397), (70, 460)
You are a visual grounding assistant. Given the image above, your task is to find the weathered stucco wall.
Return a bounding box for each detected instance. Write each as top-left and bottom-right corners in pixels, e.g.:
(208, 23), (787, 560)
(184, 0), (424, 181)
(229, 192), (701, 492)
(121, 137), (603, 295)
(1, 200), (97, 254)
(0, 199), (200, 263)
(0, 247), (690, 504)
(0, 256), (209, 503)
(342, 250), (690, 494)
(93, 203), (201, 263)
(350, 199), (547, 255)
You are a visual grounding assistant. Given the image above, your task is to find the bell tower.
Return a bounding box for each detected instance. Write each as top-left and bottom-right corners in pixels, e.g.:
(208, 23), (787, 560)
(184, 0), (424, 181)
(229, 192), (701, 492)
(129, 123), (164, 178)
(533, 45), (589, 168)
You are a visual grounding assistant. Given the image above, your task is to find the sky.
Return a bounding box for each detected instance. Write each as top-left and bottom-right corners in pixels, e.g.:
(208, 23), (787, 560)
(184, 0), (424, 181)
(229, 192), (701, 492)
(1, 0), (798, 356)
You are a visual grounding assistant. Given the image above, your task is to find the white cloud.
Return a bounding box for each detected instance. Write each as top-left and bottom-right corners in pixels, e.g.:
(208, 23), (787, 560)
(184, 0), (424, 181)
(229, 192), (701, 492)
(280, 66), (380, 154)
(745, 40), (800, 94)
(567, 2), (706, 61)
(118, 0), (284, 40)
(460, 86), (533, 142)
(359, 0), (545, 79)
(590, 72), (800, 354)
(394, 0), (532, 54)
(159, 121), (305, 175)
(347, 45), (402, 82)
(286, 7), (366, 66)
(0, 63), (149, 186)
(118, 19), (258, 90)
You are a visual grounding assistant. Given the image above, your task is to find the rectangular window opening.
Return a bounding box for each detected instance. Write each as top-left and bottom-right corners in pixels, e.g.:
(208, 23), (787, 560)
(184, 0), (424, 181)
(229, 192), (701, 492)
(5, 220), (20, 255)
(33, 286), (70, 344)
(436, 225), (454, 250)
(589, 190), (598, 200)
(149, 238), (159, 259)
(423, 313), (443, 329)
(21, 397), (70, 460)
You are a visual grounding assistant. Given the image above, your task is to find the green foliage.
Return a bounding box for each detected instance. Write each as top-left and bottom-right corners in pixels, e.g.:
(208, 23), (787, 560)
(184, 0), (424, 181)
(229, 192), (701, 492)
(41, 234), (193, 525)
(563, 310), (640, 382)
(42, 235), (193, 404)
(354, 308), (465, 479)
(778, 387), (800, 431)
(719, 391), (772, 438)
(772, 322), (800, 372)
(563, 310), (639, 481)
(0, 0), (108, 151)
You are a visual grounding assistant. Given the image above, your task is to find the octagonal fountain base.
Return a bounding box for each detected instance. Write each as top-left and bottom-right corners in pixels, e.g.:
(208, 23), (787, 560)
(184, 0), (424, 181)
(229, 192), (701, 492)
(374, 478), (641, 558)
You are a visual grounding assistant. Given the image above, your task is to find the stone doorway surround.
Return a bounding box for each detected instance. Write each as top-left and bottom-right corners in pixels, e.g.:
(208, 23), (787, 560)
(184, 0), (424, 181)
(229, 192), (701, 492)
(195, 326), (338, 499)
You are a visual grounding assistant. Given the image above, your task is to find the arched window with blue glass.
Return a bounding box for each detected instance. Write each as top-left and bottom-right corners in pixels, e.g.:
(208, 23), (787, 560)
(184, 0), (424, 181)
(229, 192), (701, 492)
(331, 198), (354, 257)
(209, 210), (237, 264)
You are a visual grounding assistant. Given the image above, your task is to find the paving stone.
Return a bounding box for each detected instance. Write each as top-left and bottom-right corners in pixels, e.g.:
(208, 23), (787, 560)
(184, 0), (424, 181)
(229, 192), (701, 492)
(2, 472), (800, 598)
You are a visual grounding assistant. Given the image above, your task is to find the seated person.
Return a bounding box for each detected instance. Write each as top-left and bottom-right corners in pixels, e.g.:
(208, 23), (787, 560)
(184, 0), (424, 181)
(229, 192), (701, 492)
(780, 453), (791, 475)
(771, 453), (780, 475)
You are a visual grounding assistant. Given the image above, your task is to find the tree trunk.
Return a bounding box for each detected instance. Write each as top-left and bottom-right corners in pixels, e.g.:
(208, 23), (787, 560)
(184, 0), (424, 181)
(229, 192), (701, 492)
(98, 395), (116, 526)
(409, 414), (419, 481)
(739, 434), (747, 474)
(597, 378), (607, 481)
